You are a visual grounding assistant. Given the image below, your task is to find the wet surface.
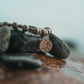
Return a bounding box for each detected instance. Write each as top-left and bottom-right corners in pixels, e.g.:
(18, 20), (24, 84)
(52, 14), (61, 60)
(63, 59), (84, 81)
(0, 54), (84, 84)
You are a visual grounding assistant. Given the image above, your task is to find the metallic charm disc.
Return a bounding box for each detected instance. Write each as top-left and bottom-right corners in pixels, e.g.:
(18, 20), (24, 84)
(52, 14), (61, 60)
(39, 39), (52, 53)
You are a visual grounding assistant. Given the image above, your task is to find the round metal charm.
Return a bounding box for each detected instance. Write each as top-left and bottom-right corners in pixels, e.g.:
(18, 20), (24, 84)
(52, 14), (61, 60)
(39, 39), (52, 53)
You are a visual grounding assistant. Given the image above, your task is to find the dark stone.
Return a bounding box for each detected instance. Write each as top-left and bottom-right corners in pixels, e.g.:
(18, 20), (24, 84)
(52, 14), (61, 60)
(7, 30), (45, 53)
(0, 53), (42, 69)
(0, 26), (11, 54)
(6, 30), (70, 59)
(49, 33), (70, 59)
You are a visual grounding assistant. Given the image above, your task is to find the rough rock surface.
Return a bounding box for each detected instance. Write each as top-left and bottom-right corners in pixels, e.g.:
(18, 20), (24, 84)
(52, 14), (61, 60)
(0, 26), (11, 54)
(0, 54), (84, 84)
(7, 30), (45, 53)
(49, 33), (70, 59)
(7, 30), (70, 59)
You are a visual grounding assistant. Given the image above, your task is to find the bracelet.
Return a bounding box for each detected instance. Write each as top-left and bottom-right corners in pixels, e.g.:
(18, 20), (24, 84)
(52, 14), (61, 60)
(0, 22), (53, 53)
(0, 22), (52, 36)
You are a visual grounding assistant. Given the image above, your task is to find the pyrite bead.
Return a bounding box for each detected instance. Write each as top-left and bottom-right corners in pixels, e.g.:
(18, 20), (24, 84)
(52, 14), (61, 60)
(33, 28), (39, 34)
(12, 22), (18, 29)
(23, 25), (29, 31)
(45, 27), (52, 34)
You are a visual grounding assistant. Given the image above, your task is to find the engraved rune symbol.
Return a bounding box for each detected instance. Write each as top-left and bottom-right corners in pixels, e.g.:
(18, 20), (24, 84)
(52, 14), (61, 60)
(39, 39), (52, 53)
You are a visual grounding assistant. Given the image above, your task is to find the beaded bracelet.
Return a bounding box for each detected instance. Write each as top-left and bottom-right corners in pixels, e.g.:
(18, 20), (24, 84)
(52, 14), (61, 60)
(0, 22), (52, 53)
(0, 22), (52, 36)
